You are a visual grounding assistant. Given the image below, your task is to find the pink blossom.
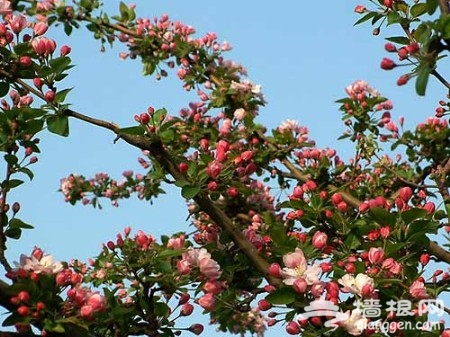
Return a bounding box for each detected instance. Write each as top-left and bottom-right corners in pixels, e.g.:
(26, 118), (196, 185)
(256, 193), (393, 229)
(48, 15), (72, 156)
(0, 0), (11, 15)
(8, 15), (27, 34)
(33, 22), (48, 36)
(368, 247), (384, 264)
(167, 234), (185, 249)
(409, 279), (428, 299)
(312, 231), (327, 249)
(206, 160), (222, 179)
(86, 293), (106, 312)
(281, 248), (321, 285)
(198, 293), (215, 311)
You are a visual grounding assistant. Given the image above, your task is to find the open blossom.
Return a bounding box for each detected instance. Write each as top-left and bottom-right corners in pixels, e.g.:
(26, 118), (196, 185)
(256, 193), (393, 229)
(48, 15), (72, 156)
(8, 14), (27, 34)
(281, 248), (321, 285)
(345, 80), (379, 99)
(180, 248), (222, 280)
(339, 309), (368, 335)
(409, 279), (428, 299)
(0, 0), (11, 15)
(14, 253), (63, 274)
(338, 273), (374, 296)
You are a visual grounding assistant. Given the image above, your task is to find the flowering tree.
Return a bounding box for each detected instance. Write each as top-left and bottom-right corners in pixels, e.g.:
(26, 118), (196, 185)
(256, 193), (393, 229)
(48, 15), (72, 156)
(0, 0), (449, 336)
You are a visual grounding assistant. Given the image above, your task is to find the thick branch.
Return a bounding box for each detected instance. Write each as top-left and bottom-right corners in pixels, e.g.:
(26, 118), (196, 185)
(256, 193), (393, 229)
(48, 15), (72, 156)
(439, 0), (450, 15)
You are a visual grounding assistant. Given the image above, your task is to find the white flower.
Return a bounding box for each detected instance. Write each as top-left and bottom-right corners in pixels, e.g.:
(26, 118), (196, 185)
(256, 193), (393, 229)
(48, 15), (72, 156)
(338, 273), (374, 296)
(233, 108), (246, 121)
(339, 309), (368, 336)
(278, 119), (299, 133)
(15, 254), (63, 274)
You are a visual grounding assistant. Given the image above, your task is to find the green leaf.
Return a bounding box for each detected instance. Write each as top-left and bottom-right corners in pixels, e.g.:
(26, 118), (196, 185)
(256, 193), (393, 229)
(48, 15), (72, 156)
(49, 56), (72, 73)
(118, 126), (145, 135)
(157, 260), (172, 274)
(55, 88), (72, 103)
(0, 82), (9, 97)
(426, 0), (439, 14)
(119, 1), (130, 21)
(5, 227), (21, 239)
(153, 302), (170, 317)
(415, 65), (430, 96)
(18, 168), (34, 181)
(266, 287), (296, 305)
(4, 179), (24, 189)
(159, 129), (175, 143)
(24, 119), (44, 134)
(345, 233), (361, 249)
(64, 22), (73, 35)
(387, 11), (402, 25)
(410, 3), (428, 18)
(143, 62), (156, 76)
(369, 207), (396, 226)
(181, 185), (200, 199)
(354, 12), (377, 26)
(401, 208), (427, 223)
(4, 154), (18, 166)
(158, 249), (183, 258)
(9, 218), (33, 229)
(385, 36), (411, 45)
(47, 115), (69, 137)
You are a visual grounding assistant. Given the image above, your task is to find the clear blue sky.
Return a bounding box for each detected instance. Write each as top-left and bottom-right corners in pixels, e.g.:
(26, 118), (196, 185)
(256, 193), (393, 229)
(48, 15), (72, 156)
(5, 1), (449, 335)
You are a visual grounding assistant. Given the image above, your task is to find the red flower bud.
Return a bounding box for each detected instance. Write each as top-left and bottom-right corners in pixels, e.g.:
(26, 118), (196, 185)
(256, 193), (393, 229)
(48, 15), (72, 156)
(258, 299), (272, 311)
(380, 58), (396, 70)
(286, 321), (301, 335)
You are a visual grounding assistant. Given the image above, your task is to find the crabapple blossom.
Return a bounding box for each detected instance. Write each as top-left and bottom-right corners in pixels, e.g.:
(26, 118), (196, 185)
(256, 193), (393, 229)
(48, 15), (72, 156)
(338, 273), (374, 297)
(338, 310), (368, 336)
(281, 248), (321, 285)
(14, 253), (63, 275)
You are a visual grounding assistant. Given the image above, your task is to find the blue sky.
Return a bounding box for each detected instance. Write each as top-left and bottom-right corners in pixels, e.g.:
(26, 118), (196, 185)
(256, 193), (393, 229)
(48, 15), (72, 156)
(5, 1), (450, 335)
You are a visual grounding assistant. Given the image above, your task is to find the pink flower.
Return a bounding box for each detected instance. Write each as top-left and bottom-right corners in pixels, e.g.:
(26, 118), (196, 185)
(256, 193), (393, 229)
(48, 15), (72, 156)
(33, 22), (48, 36)
(80, 304), (94, 319)
(312, 231), (327, 249)
(409, 279), (428, 299)
(382, 258), (402, 274)
(176, 259), (191, 275)
(206, 160), (223, 179)
(368, 247), (384, 264)
(198, 252), (221, 280)
(31, 37), (56, 56)
(0, 0), (11, 15)
(215, 140), (229, 162)
(8, 15), (27, 34)
(354, 5), (367, 13)
(167, 234), (185, 249)
(180, 248), (222, 280)
(198, 293), (215, 311)
(293, 277), (308, 293)
(281, 248), (321, 285)
(86, 293), (106, 312)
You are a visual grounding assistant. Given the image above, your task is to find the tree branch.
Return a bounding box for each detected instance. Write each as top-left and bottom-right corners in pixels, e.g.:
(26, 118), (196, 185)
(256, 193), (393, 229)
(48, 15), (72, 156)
(280, 155), (450, 264)
(438, 0), (450, 16)
(64, 109), (281, 286)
